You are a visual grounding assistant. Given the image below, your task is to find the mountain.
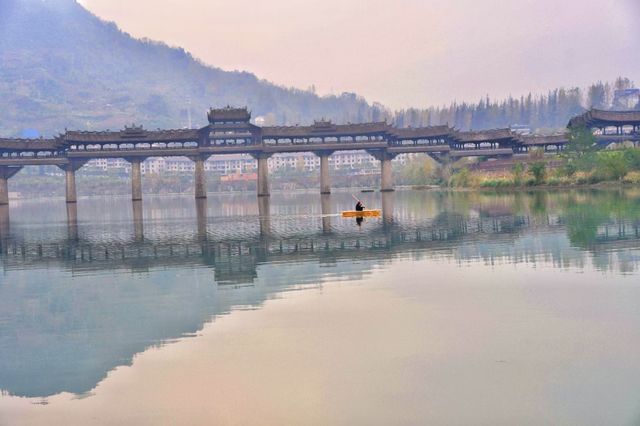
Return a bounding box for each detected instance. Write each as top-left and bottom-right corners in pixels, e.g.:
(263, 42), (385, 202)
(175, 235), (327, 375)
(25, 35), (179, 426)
(0, 0), (387, 137)
(1, 0), (636, 138)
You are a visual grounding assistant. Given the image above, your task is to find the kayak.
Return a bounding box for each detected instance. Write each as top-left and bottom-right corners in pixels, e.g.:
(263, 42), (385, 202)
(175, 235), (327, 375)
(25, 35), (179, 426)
(341, 209), (381, 218)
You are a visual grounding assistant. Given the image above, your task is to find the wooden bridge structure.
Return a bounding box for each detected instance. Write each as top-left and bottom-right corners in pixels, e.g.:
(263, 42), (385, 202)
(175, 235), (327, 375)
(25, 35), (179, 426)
(1, 108), (639, 205)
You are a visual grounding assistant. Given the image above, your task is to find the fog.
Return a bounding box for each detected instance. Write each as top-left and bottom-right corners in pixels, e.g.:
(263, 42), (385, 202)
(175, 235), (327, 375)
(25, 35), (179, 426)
(74, 0), (640, 108)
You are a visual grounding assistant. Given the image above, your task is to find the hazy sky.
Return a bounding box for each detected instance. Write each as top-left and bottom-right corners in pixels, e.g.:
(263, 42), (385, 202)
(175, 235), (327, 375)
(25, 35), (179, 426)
(78, 0), (639, 109)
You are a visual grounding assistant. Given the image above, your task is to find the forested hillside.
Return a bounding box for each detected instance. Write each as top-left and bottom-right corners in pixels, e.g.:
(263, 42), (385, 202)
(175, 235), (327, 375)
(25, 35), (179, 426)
(0, 0), (637, 137)
(0, 0), (385, 137)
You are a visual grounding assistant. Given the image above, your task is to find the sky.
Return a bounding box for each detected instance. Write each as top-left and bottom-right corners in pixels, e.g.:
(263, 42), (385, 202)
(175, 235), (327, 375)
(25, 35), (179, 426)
(78, 0), (640, 109)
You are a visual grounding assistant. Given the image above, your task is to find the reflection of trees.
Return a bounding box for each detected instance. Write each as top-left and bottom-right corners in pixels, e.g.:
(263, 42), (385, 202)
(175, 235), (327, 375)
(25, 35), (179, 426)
(563, 190), (640, 248)
(432, 211), (467, 237)
(564, 203), (608, 248)
(529, 191), (548, 217)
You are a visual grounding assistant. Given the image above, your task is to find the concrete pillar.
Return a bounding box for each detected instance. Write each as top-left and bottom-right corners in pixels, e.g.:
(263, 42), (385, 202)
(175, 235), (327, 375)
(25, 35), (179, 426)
(257, 155), (270, 197)
(258, 195), (271, 236)
(0, 167), (22, 206)
(321, 194), (332, 234)
(194, 156), (207, 199)
(195, 198), (207, 240)
(381, 157), (394, 192)
(65, 168), (77, 203)
(318, 151), (333, 194)
(66, 202), (78, 241)
(382, 191), (395, 225)
(0, 205), (9, 240)
(0, 177), (8, 206)
(367, 150), (395, 192)
(59, 162), (84, 204)
(130, 159), (143, 201)
(132, 200), (144, 241)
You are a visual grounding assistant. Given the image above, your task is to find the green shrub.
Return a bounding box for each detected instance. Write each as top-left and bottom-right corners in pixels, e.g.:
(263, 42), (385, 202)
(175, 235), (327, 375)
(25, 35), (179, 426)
(546, 176), (561, 186)
(587, 173), (605, 184)
(529, 162), (546, 185)
(479, 178), (512, 188)
(449, 168), (471, 187)
(623, 148), (640, 170)
(598, 151), (629, 181)
(512, 163), (524, 186)
(559, 162), (577, 177)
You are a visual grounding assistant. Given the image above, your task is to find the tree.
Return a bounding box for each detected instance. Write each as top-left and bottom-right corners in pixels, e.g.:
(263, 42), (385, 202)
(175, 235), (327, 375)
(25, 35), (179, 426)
(449, 168), (471, 187)
(562, 125), (599, 171)
(512, 163), (524, 186)
(529, 162), (546, 185)
(598, 151), (629, 181)
(587, 82), (608, 109)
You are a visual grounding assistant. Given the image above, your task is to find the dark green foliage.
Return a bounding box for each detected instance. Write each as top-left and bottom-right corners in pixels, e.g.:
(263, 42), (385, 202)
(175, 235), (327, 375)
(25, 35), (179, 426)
(561, 125), (600, 172)
(449, 168), (471, 188)
(623, 149), (640, 170)
(597, 151), (629, 181)
(529, 162), (546, 185)
(512, 163), (524, 186)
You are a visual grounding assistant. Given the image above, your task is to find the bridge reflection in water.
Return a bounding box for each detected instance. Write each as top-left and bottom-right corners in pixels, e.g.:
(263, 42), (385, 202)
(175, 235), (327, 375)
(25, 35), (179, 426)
(2, 192), (640, 279)
(1, 190), (640, 398)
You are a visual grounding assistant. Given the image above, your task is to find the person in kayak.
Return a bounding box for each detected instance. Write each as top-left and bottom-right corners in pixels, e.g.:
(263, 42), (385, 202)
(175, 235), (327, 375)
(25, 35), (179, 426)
(355, 201), (364, 211)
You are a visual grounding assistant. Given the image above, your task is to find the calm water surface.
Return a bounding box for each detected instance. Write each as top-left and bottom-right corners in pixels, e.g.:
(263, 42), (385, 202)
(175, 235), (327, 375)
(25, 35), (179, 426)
(1, 190), (640, 425)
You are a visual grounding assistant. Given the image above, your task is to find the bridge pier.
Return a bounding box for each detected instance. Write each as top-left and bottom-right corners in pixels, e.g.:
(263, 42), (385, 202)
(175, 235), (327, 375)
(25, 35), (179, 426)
(65, 168), (77, 203)
(381, 159), (394, 192)
(315, 151), (333, 194)
(369, 150), (396, 192)
(0, 167), (22, 205)
(195, 198), (208, 240)
(258, 195), (271, 236)
(59, 161), (85, 204)
(191, 155), (210, 199)
(382, 191), (395, 225)
(253, 153), (272, 197)
(132, 200), (144, 241)
(321, 194), (332, 234)
(126, 158), (146, 201)
(66, 202), (78, 241)
(0, 205), (9, 242)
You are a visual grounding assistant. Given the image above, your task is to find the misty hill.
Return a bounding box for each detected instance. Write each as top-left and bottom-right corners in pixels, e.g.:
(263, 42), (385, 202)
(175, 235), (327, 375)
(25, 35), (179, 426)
(0, 0), (386, 137)
(0, 0), (637, 138)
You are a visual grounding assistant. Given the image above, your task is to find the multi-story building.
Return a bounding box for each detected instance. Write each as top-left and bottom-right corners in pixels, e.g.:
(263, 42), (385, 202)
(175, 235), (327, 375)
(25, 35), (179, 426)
(82, 152), (411, 176)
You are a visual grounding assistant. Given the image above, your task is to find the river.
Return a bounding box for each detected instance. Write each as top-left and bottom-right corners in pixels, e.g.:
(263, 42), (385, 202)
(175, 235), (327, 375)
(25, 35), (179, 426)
(1, 189), (639, 425)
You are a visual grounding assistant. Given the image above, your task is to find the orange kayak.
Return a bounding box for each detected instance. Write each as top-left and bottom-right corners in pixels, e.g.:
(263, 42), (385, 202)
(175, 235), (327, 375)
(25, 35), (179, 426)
(341, 209), (381, 218)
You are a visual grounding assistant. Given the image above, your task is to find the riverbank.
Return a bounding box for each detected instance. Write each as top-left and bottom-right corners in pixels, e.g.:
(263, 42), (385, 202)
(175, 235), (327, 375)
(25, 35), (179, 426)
(446, 146), (640, 190)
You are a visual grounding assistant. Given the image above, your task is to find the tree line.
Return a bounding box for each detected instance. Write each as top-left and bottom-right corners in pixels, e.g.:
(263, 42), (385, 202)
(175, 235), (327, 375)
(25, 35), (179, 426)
(392, 77), (638, 132)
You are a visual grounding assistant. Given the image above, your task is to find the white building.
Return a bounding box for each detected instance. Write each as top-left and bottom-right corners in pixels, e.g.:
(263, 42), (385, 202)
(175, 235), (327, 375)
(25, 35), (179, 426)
(83, 152), (411, 176)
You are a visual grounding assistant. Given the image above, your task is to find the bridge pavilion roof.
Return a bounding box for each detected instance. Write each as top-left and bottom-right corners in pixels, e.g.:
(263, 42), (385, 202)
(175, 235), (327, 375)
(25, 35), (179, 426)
(452, 129), (517, 143)
(262, 121), (391, 138)
(569, 109), (640, 128)
(64, 126), (200, 144)
(207, 107), (251, 123)
(519, 134), (568, 146)
(390, 125), (452, 139)
(0, 138), (64, 151)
